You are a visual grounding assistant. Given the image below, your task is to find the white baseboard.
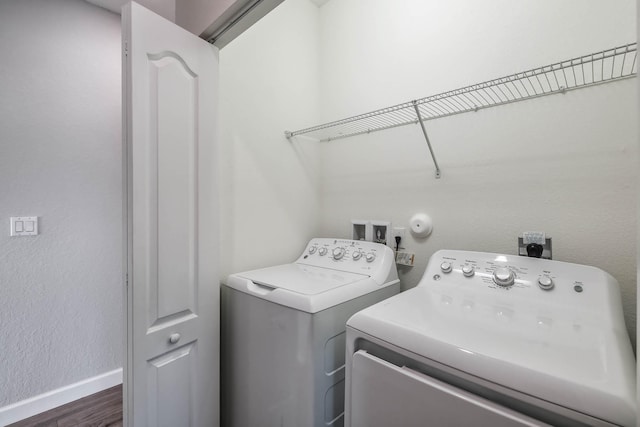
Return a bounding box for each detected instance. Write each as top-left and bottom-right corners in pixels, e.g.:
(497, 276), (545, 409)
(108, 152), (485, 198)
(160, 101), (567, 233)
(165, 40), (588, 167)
(0, 368), (122, 426)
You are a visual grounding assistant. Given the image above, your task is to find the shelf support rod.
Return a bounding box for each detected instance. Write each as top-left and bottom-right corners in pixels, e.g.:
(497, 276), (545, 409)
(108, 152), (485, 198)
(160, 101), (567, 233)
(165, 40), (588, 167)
(412, 100), (441, 179)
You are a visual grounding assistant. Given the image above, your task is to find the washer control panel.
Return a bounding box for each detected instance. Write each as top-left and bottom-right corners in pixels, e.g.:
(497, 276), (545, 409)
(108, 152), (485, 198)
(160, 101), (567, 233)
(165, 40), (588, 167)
(297, 238), (394, 277)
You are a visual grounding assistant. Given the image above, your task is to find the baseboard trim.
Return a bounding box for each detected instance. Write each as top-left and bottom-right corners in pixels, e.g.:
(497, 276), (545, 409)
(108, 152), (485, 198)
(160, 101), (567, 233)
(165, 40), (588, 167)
(0, 368), (123, 426)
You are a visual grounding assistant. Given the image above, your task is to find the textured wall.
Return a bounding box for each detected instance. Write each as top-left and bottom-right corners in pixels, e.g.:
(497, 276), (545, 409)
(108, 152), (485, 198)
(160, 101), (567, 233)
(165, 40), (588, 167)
(0, 0), (122, 406)
(218, 0), (322, 277)
(316, 0), (638, 345)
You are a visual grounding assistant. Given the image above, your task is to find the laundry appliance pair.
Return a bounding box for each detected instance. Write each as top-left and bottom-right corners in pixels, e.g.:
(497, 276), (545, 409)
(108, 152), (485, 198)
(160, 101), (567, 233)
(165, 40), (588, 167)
(222, 240), (636, 427)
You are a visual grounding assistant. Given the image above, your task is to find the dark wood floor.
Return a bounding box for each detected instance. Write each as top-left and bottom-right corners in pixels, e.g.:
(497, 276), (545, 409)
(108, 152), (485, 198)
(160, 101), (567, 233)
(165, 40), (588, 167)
(8, 385), (122, 427)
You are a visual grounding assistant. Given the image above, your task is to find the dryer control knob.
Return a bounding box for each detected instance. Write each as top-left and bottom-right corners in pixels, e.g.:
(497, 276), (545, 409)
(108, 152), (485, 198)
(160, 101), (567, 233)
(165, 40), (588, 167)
(352, 251), (362, 261)
(365, 252), (376, 263)
(332, 247), (345, 260)
(440, 262), (453, 273)
(308, 246), (317, 255)
(538, 276), (554, 290)
(462, 265), (475, 277)
(493, 267), (515, 287)
(318, 247), (328, 256)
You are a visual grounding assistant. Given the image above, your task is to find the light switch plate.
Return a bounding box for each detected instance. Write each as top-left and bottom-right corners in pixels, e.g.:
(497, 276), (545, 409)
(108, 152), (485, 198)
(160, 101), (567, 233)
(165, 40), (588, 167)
(10, 216), (38, 236)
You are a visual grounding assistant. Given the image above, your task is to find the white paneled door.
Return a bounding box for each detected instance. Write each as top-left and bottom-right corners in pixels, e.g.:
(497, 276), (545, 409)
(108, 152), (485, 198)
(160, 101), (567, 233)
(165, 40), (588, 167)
(122, 2), (219, 426)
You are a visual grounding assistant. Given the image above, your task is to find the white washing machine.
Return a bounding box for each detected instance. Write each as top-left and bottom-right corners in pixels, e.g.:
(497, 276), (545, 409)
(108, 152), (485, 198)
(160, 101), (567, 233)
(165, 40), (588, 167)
(222, 238), (400, 427)
(345, 250), (636, 427)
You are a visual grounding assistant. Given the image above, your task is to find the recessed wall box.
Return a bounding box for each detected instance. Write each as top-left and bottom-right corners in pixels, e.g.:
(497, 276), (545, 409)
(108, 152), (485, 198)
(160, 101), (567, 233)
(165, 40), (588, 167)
(351, 220), (392, 246)
(352, 220), (371, 241)
(371, 221), (391, 246)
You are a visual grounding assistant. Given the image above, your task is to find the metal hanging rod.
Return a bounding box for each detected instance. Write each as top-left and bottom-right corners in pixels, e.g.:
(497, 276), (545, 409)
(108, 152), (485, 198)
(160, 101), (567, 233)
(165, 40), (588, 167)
(285, 42), (637, 143)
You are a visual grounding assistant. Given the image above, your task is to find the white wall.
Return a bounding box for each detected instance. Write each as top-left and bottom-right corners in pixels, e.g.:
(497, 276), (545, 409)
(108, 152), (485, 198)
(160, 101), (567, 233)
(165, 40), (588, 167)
(219, 0), (321, 277)
(0, 0), (122, 407)
(316, 0), (638, 344)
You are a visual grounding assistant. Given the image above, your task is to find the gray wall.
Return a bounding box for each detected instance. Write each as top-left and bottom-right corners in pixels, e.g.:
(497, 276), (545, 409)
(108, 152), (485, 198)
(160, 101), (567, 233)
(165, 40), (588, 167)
(0, 0), (122, 406)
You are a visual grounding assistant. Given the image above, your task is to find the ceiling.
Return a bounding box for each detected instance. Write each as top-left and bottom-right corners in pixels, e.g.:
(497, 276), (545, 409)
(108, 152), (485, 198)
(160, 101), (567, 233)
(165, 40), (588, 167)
(85, 0), (128, 14)
(85, 0), (331, 15)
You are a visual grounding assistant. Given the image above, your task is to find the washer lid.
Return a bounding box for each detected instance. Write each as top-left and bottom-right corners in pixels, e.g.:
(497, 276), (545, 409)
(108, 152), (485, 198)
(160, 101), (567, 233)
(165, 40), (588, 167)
(236, 263), (368, 295)
(347, 286), (636, 427)
(224, 263), (393, 313)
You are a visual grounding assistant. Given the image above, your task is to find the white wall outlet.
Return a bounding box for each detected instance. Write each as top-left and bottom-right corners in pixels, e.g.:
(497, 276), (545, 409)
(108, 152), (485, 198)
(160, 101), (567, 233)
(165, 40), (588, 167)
(391, 227), (406, 250)
(392, 227), (406, 239)
(10, 216), (38, 236)
(518, 234), (553, 259)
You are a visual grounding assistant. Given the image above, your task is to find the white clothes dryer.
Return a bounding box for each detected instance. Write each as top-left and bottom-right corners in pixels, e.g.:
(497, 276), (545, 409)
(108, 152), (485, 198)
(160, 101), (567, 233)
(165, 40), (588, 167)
(345, 250), (635, 427)
(222, 238), (400, 427)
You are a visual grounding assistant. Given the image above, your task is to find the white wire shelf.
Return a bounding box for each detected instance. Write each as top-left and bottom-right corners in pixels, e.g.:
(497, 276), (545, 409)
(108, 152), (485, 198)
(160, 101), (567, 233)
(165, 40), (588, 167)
(285, 43), (637, 143)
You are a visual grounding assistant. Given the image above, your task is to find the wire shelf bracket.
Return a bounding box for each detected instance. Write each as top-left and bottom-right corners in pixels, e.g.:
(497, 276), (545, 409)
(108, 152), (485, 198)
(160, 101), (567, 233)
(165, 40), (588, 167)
(285, 42), (637, 179)
(412, 100), (441, 179)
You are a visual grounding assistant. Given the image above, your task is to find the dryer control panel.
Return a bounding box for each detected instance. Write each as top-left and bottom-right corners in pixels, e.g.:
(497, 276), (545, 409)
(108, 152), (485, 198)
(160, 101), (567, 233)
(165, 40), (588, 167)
(420, 249), (624, 326)
(296, 238), (398, 285)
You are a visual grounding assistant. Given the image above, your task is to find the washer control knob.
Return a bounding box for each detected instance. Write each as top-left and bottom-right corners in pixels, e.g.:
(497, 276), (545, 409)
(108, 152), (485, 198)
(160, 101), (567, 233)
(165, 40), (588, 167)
(493, 267), (515, 287)
(440, 262), (453, 273)
(352, 251), (362, 261)
(332, 247), (345, 260)
(318, 247), (328, 256)
(365, 252), (376, 263)
(308, 246), (317, 255)
(462, 265), (475, 277)
(538, 276), (554, 290)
